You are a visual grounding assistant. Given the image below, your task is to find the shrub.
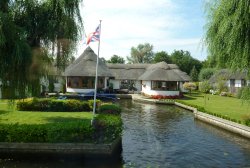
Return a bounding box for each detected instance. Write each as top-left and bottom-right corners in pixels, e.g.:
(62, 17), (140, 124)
(88, 99), (101, 110)
(17, 98), (91, 112)
(0, 114), (122, 143)
(183, 82), (197, 94)
(98, 104), (121, 115)
(242, 114), (250, 126)
(93, 114), (122, 143)
(199, 81), (212, 93)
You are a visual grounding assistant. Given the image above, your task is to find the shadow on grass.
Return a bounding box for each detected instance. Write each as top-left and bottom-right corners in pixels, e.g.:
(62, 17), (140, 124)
(46, 116), (91, 123)
(181, 96), (197, 100)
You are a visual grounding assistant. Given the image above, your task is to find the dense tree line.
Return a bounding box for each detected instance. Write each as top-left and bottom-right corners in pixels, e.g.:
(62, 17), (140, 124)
(0, 0), (82, 98)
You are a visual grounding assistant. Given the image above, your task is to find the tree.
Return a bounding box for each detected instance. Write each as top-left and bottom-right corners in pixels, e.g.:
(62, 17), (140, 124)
(205, 0), (250, 71)
(199, 80), (212, 106)
(198, 68), (216, 81)
(0, 0), (82, 98)
(127, 43), (154, 64)
(170, 50), (202, 75)
(190, 66), (199, 82)
(153, 51), (172, 64)
(107, 55), (125, 64)
(199, 81), (212, 94)
(183, 82), (196, 95)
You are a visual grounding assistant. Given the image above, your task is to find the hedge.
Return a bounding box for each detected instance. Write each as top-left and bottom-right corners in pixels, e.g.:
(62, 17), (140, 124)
(0, 114), (122, 143)
(98, 104), (121, 115)
(16, 98), (91, 112)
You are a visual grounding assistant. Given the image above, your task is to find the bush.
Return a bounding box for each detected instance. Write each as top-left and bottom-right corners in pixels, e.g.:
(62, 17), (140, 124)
(17, 98), (91, 112)
(88, 99), (101, 110)
(242, 114), (250, 126)
(0, 114), (122, 143)
(93, 114), (122, 143)
(98, 104), (121, 115)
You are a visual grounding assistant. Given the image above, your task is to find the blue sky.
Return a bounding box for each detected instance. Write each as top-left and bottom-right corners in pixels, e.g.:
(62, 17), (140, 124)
(78, 0), (208, 61)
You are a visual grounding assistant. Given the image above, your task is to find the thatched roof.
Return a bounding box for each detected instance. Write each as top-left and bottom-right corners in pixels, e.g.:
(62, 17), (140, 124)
(64, 47), (113, 77)
(108, 62), (190, 81)
(209, 69), (247, 83)
(107, 64), (149, 80)
(138, 62), (188, 81)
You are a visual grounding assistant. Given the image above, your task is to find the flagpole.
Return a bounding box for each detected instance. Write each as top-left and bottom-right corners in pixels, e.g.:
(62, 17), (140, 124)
(92, 20), (102, 123)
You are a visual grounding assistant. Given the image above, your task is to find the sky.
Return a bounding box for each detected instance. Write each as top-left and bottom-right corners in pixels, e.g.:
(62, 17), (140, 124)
(77, 0), (208, 61)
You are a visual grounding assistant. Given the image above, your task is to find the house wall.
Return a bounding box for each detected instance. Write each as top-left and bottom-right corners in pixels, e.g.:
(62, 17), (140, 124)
(110, 79), (120, 90)
(66, 77), (109, 93)
(135, 80), (142, 92)
(247, 80), (250, 86)
(141, 81), (180, 96)
(67, 88), (95, 93)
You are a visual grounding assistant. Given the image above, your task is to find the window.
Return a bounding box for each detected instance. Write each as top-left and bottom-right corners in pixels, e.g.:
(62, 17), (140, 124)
(151, 81), (178, 91)
(67, 76), (104, 89)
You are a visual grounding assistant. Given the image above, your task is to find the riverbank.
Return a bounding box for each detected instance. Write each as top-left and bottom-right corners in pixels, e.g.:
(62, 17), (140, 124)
(131, 94), (250, 139)
(0, 100), (122, 157)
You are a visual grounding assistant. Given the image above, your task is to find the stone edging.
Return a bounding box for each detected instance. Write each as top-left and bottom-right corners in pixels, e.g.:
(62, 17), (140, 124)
(0, 137), (122, 156)
(174, 102), (250, 139)
(132, 95), (250, 139)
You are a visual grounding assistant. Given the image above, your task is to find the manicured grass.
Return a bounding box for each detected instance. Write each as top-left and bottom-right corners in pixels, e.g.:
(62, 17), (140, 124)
(0, 99), (122, 143)
(180, 93), (250, 122)
(0, 99), (93, 124)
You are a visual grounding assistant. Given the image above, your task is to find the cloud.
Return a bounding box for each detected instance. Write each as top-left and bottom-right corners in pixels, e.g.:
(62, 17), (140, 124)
(78, 0), (207, 61)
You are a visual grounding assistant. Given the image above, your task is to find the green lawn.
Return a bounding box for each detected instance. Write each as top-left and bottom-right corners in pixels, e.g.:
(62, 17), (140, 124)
(0, 100), (93, 124)
(0, 100), (122, 143)
(180, 93), (250, 122)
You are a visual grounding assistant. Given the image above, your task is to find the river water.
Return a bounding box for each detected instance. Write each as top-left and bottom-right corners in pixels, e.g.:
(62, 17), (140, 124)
(1, 100), (250, 167)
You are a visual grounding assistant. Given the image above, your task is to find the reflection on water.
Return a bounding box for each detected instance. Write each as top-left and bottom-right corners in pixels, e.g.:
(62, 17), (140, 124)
(120, 100), (250, 168)
(1, 100), (250, 168)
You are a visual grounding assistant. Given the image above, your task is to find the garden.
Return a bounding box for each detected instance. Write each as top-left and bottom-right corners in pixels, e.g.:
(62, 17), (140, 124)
(0, 98), (122, 143)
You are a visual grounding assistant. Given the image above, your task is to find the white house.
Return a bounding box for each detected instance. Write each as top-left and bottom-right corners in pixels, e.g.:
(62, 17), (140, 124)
(64, 47), (190, 96)
(64, 47), (113, 93)
(209, 69), (250, 93)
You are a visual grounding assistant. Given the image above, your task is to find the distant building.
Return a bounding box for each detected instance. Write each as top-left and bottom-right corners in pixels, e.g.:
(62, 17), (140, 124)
(64, 47), (190, 96)
(209, 69), (250, 93)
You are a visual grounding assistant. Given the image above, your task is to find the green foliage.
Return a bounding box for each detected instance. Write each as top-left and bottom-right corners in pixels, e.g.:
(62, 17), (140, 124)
(199, 81), (212, 93)
(0, 0), (83, 98)
(153, 51), (171, 64)
(190, 66), (199, 82)
(205, 0), (250, 71)
(93, 114), (122, 143)
(183, 82), (197, 94)
(170, 50), (202, 75)
(88, 99), (101, 110)
(0, 114), (122, 143)
(127, 43), (154, 63)
(198, 68), (216, 81)
(16, 98), (91, 112)
(107, 55), (125, 64)
(216, 78), (228, 93)
(48, 77), (55, 92)
(98, 103), (121, 115)
(239, 86), (250, 105)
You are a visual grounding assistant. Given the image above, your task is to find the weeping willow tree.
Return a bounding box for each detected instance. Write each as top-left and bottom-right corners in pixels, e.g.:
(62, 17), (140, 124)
(205, 0), (250, 71)
(205, 0), (250, 103)
(0, 0), (83, 98)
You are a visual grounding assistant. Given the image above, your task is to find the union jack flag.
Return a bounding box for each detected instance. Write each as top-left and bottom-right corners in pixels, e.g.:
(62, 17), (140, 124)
(86, 24), (100, 45)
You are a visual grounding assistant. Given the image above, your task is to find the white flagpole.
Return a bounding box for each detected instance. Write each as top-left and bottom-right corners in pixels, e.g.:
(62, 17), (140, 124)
(92, 20), (102, 121)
